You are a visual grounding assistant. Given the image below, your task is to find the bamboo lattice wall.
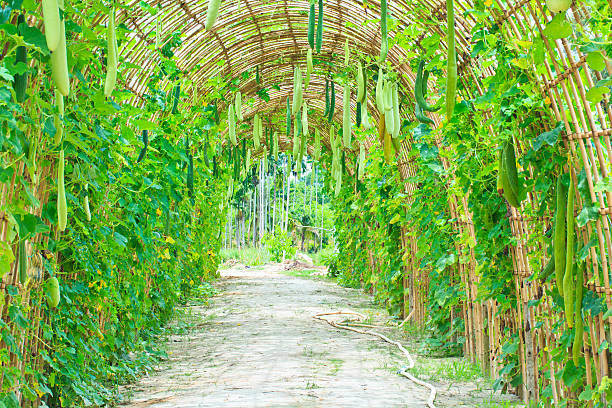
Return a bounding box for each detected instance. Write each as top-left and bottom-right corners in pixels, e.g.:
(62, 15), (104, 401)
(1, 0), (610, 405)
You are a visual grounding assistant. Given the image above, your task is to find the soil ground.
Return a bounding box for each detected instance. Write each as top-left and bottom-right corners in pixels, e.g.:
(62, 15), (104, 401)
(119, 263), (523, 408)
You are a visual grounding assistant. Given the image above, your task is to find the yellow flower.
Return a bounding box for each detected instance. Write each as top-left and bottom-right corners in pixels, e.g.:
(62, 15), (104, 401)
(165, 236), (176, 244)
(544, 96), (551, 105)
(484, 0), (493, 6)
(189, 280), (194, 285)
(156, 208), (162, 216)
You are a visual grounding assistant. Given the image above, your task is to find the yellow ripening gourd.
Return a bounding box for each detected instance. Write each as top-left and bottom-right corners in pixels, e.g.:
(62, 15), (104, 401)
(104, 7), (117, 97)
(42, 0), (61, 51)
(57, 149), (67, 231)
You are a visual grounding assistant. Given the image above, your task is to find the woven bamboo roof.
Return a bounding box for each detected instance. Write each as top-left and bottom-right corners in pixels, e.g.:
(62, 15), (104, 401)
(115, 0), (480, 154)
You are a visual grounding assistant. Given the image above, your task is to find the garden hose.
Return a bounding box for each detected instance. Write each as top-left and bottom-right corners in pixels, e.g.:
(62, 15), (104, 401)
(313, 311), (437, 408)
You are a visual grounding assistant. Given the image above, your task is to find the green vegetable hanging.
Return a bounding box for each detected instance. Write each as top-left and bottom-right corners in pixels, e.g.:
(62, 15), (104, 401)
(104, 7), (117, 98)
(445, 0), (457, 120)
(205, 0), (221, 30)
(563, 176), (576, 328)
(315, 0), (323, 53)
(307, 0), (315, 49)
(554, 175), (566, 297)
(379, 0), (388, 62)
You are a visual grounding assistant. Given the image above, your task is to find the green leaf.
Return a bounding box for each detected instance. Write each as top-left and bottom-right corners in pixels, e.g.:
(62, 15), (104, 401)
(0, 241), (15, 277)
(578, 388), (594, 401)
(598, 339), (609, 354)
(11, 213), (49, 239)
(543, 13), (572, 40)
(594, 177), (612, 193)
(132, 119), (158, 130)
(533, 123), (563, 151)
(576, 203), (599, 227)
(585, 86), (609, 104)
(561, 360), (581, 387)
(586, 51), (606, 71)
(20, 25), (49, 55)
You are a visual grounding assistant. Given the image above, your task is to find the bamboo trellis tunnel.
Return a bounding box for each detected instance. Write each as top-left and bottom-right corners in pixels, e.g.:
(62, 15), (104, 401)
(0, 0), (610, 405)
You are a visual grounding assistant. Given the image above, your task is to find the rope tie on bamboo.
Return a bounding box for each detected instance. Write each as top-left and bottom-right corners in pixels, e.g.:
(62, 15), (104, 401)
(313, 311), (437, 408)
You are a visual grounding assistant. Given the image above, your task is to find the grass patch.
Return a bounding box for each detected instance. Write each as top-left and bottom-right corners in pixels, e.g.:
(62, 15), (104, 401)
(219, 246), (270, 266)
(280, 268), (335, 281)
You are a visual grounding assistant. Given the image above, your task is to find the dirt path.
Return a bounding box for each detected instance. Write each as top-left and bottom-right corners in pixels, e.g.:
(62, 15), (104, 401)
(120, 264), (522, 408)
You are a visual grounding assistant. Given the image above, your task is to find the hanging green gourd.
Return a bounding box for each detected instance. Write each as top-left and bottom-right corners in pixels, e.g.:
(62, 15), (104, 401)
(42, 0), (61, 52)
(324, 78), (330, 116)
(302, 101), (309, 137)
(375, 69), (385, 113)
(307, 0), (315, 49)
(45, 277), (61, 307)
(305, 48), (313, 89)
(205, 0), (221, 30)
(54, 91), (64, 145)
(246, 148), (251, 169)
(273, 132), (279, 160)
(171, 83), (180, 114)
(286, 97), (292, 138)
(554, 175), (566, 297)
(315, 0), (323, 53)
(564, 176), (576, 328)
(253, 113), (260, 149)
(572, 260), (584, 365)
(13, 14), (28, 103)
(228, 104), (237, 145)
(379, 0), (388, 62)
(57, 149), (67, 231)
(137, 130), (148, 163)
(292, 66), (303, 115)
(327, 80), (335, 122)
(51, 0), (69, 96)
(392, 84), (400, 138)
(235, 91), (243, 121)
(415, 60), (438, 112)
(383, 81), (394, 134)
(445, 0), (457, 121)
(361, 98), (371, 130)
(358, 143), (365, 181)
(83, 184), (91, 222)
(344, 38), (350, 66)
(104, 7), (117, 98)
(314, 129), (321, 160)
(356, 61), (365, 103)
(342, 84), (351, 147)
